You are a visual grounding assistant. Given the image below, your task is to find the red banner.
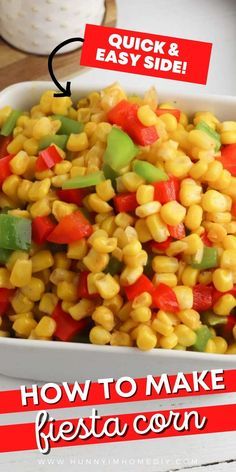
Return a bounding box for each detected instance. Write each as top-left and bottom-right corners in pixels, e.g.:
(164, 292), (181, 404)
(0, 404), (235, 453)
(80, 24), (212, 84)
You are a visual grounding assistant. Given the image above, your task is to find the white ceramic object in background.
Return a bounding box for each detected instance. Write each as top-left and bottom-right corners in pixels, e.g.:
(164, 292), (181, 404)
(0, 0), (105, 55)
(0, 78), (235, 383)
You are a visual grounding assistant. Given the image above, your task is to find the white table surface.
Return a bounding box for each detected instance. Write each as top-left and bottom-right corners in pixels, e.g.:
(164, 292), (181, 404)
(0, 1), (236, 471)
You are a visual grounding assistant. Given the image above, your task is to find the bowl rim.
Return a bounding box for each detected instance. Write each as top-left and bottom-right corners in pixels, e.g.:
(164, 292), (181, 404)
(0, 79), (236, 363)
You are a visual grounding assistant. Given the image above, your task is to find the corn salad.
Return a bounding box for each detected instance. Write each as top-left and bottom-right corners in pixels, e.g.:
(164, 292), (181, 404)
(0, 83), (235, 354)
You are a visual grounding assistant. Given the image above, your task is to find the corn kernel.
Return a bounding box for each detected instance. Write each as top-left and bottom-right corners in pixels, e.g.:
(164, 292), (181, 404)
(160, 201), (186, 225)
(136, 326), (157, 351)
(213, 294), (236, 316)
(92, 306), (115, 331)
(69, 298), (95, 321)
(178, 309), (201, 330)
(89, 326), (111, 345)
(174, 324), (197, 347)
(31, 250), (54, 273)
(21, 277), (45, 301)
(212, 268), (233, 292)
(10, 260), (32, 288)
(39, 293), (58, 315)
(13, 316), (37, 338)
(94, 273), (120, 299)
(173, 285), (193, 309)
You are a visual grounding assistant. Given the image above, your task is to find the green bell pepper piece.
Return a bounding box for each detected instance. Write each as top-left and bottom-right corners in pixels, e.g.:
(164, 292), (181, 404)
(193, 325), (212, 352)
(0, 214), (31, 251)
(51, 115), (84, 135)
(196, 121), (221, 152)
(1, 110), (22, 137)
(104, 127), (138, 171)
(38, 134), (68, 151)
(0, 247), (12, 263)
(105, 257), (123, 276)
(102, 163), (119, 186)
(62, 171), (105, 189)
(133, 160), (168, 183)
(201, 311), (228, 327)
(191, 246), (218, 270)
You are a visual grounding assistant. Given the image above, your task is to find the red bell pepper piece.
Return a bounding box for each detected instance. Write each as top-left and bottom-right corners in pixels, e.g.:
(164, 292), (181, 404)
(0, 288), (15, 315)
(152, 283), (179, 313)
(32, 216), (56, 245)
(231, 201), (236, 218)
(156, 108), (181, 120)
(125, 105), (158, 146)
(36, 145), (63, 172)
(77, 271), (98, 299)
(153, 177), (180, 203)
(113, 192), (138, 213)
(200, 231), (212, 247)
(0, 135), (12, 159)
(47, 210), (93, 244)
(125, 274), (154, 301)
(57, 188), (87, 206)
(149, 237), (173, 252)
(168, 223), (186, 240)
(108, 100), (158, 146)
(52, 303), (88, 342)
(193, 284), (213, 311)
(0, 155), (12, 187)
(218, 144), (236, 176)
(107, 99), (132, 128)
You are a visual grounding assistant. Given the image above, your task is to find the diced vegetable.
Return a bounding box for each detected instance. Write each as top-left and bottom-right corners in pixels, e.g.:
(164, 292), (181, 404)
(57, 188), (87, 206)
(0, 110), (21, 137)
(200, 231), (212, 247)
(0, 214), (31, 251)
(35, 145), (63, 172)
(125, 105), (159, 146)
(218, 144), (236, 176)
(168, 223), (186, 240)
(104, 127), (138, 171)
(0, 155), (12, 187)
(149, 237), (173, 252)
(52, 303), (88, 342)
(62, 171), (104, 189)
(107, 100), (132, 128)
(196, 121), (221, 151)
(77, 272), (98, 299)
(0, 248), (12, 264)
(125, 274), (154, 301)
(102, 163), (119, 186)
(0, 288), (15, 316)
(201, 311), (228, 327)
(0, 135), (12, 159)
(156, 108), (181, 120)
(152, 283), (179, 313)
(193, 325), (212, 352)
(192, 284), (213, 312)
(153, 176), (180, 203)
(113, 192), (138, 213)
(47, 210), (93, 244)
(133, 160), (168, 183)
(104, 257), (123, 276)
(52, 115), (84, 135)
(32, 216), (56, 245)
(38, 134), (68, 151)
(191, 246), (218, 270)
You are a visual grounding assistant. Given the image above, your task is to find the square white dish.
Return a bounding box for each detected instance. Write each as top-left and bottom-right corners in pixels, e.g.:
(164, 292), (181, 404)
(0, 78), (235, 383)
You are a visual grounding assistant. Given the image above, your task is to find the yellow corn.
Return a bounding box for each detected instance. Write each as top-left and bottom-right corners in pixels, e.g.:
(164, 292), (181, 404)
(21, 277), (45, 301)
(89, 326), (111, 345)
(120, 266), (143, 286)
(103, 294), (123, 314)
(11, 291), (34, 313)
(7, 134), (27, 154)
(137, 105), (158, 126)
(185, 205), (203, 231)
(94, 273), (120, 299)
(39, 293), (58, 315)
(130, 306), (152, 322)
(34, 316), (56, 338)
(0, 268), (14, 289)
(178, 309), (201, 330)
(2, 175), (21, 201)
(146, 214), (169, 242)
(69, 298), (95, 321)
(67, 239), (88, 260)
(153, 273), (178, 288)
(135, 219), (152, 242)
(160, 201), (186, 225)
(83, 248), (109, 272)
(201, 190), (229, 212)
(57, 281), (78, 302)
(110, 331), (132, 347)
(181, 266), (199, 287)
(173, 285), (193, 309)
(28, 178), (51, 201)
(13, 316), (37, 338)
(92, 306), (115, 331)
(221, 249), (236, 270)
(179, 179), (202, 206)
(136, 326), (157, 351)
(30, 198), (51, 218)
(136, 185), (154, 205)
(31, 250), (54, 273)
(174, 324), (197, 347)
(95, 179), (115, 201)
(67, 132), (88, 152)
(159, 333), (178, 349)
(132, 292), (152, 309)
(152, 255), (178, 273)
(213, 294), (236, 316)
(165, 154), (192, 178)
(212, 268), (233, 292)
(10, 260), (32, 288)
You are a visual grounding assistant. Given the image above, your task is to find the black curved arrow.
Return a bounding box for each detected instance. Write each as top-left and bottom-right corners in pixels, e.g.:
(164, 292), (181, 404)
(48, 37), (85, 97)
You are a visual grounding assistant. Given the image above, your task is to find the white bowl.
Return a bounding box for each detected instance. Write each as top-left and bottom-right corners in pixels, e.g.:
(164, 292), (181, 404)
(0, 79), (235, 382)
